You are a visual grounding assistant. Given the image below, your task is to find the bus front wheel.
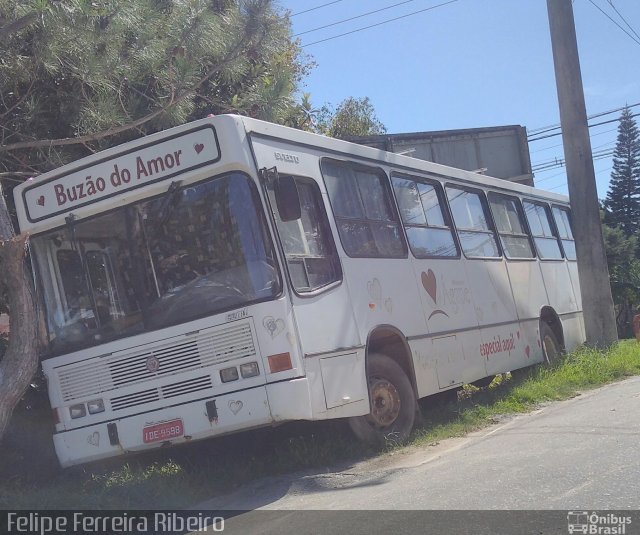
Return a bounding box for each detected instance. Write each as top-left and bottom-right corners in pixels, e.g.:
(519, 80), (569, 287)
(349, 353), (416, 446)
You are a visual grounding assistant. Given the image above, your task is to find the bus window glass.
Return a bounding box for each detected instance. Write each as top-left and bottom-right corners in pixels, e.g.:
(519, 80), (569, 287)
(523, 201), (563, 260)
(552, 206), (576, 260)
(323, 163), (363, 219)
(418, 183), (446, 226)
(31, 173), (280, 355)
(392, 175), (457, 258)
(488, 194), (534, 259)
(322, 160), (406, 258)
(356, 170), (394, 221)
(269, 177), (341, 292)
(446, 187), (500, 258)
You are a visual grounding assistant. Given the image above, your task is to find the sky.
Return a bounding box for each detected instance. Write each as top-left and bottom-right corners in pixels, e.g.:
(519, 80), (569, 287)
(277, 0), (640, 198)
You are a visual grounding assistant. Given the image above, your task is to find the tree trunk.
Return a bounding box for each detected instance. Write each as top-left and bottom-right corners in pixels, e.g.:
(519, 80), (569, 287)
(0, 186), (40, 441)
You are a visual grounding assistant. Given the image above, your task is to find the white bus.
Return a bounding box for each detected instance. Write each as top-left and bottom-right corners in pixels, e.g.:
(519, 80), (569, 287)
(14, 115), (584, 467)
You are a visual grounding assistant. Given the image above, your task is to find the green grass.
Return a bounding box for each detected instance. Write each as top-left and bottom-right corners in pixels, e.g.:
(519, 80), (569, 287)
(2, 340), (639, 509)
(413, 340), (640, 445)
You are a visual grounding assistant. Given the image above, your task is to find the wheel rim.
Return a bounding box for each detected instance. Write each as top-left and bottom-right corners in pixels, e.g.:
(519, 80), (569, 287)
(543, 333), (559, 362)
(367, 377), (401, 428)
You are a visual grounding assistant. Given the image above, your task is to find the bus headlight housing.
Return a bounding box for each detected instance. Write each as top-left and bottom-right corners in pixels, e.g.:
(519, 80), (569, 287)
(220, 366), (239, 383)
(87, 399), (105, 414)
(240, 362), (259, 378)
(70, 404), (86, 419)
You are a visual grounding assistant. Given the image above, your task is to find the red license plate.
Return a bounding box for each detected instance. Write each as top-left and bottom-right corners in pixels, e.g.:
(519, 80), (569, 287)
(143, 419), (184, 444)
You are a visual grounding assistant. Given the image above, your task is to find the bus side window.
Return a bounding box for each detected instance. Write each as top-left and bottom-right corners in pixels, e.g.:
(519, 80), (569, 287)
(270, 177), (341, 293)
(391, 174), (458, 258)
(552, 206), (576, 260)
(321, 159), (407, 258)
(523, 201), (563, 260)
(445, 186), (500, 258)
(488, 193), (535, 259)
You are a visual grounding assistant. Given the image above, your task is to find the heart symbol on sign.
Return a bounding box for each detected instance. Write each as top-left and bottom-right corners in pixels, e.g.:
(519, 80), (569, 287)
(525, 345), (530, 358)
(37, 195), (45, 207)
(421, 269), (438, 303)
(194, 143), (204, 154)
(228, 400), (243, 415)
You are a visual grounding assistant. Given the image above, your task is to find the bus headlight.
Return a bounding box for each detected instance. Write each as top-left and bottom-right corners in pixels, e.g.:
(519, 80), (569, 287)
(87, 399), (105, 414)
(240, 362), (259, 378)
(220, 366), (239, 383)
(70, 404), (86, 419)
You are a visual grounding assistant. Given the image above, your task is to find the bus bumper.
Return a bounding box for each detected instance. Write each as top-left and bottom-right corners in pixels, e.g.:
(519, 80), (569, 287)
(53, 378), (311, 468)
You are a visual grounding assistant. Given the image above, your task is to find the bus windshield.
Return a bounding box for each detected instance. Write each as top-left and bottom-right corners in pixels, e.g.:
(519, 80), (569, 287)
(31, 173), (280, 355)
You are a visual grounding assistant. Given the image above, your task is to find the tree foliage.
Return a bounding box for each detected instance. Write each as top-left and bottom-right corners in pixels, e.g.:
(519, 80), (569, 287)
(601, 107), (640, 336)
(603, 106), (640, 237)
(0, 0), (309, 445)
(0, 0), (309, 177)
(316, 96), (386, 139)
(602, 221), (640, 337)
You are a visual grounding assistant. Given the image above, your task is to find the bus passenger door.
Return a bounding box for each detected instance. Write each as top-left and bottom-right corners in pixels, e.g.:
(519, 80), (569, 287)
(391, 174), (478, 393)
(488, 193), (550, 372)
(524, 201), (578, 316)
(445, 186), (521, 380)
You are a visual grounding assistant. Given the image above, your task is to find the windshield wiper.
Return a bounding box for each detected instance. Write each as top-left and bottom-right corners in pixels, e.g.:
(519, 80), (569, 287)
(149, 180), (183, 228)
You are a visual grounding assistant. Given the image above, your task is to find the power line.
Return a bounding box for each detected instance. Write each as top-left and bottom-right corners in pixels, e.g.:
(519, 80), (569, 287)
(295, 0), (418, 37)
(528, 101), (640, 137)
(539, 166), (613, 193)
(535, 169), (572, 184)
(532, 139), (616, 168)
(547, 183), (567, 192)
(586, 0), (640, 47)
(596, 165), (614, 175)
(530, 127), (618, 154)
(302, 0), (458, 47)
(607, 0), (640, 41)
(533, 149), (615, 173)
(291, 1), (345, 17)
(591, 139), (617, 151)
(528, 111), (640, 142)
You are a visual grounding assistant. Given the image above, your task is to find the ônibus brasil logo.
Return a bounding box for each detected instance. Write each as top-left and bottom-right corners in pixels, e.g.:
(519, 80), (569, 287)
(567, 512), (632, 534)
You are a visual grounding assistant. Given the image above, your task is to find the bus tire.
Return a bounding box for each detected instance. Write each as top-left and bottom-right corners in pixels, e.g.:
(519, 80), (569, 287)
(349, 353), (416, 446)
(540, 322), (562, 365)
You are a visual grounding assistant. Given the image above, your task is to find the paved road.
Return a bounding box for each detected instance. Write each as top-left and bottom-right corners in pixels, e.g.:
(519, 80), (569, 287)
(193, 377), (640, 534)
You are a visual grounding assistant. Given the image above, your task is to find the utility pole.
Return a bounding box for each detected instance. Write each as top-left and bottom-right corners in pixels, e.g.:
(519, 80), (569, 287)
(546, 0), (617, 347)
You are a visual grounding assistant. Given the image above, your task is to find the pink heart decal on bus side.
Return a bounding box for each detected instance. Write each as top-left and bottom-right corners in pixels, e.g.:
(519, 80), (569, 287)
(421, 269), (437, 303)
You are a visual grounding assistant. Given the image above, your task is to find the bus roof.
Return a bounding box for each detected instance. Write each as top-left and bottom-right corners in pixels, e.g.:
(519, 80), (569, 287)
(13, 114), (569, 233)
(236, 115), (569, 204)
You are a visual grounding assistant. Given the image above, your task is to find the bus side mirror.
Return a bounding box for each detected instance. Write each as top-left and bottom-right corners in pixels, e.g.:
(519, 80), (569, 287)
(274, 176), (301, 222)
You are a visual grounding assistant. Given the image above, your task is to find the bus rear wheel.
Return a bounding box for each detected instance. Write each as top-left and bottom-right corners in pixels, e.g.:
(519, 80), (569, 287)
(349, 353), (416, 446)
(540, 322), (562, 365)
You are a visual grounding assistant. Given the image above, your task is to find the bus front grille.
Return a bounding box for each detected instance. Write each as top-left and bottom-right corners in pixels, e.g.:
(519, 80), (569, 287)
(56, 319), (256, 403)
(110, 375), (213, 411)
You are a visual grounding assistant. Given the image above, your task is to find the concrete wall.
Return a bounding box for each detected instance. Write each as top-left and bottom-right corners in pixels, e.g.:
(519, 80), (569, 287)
(347, 125), (533, 186)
